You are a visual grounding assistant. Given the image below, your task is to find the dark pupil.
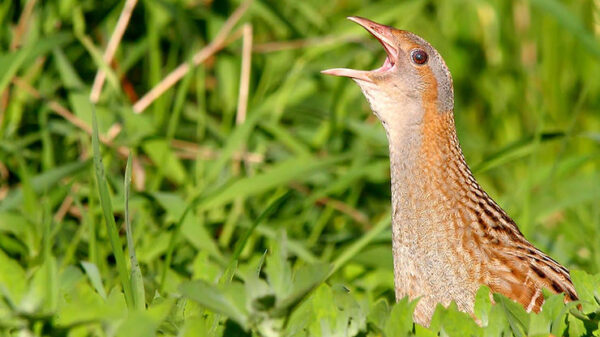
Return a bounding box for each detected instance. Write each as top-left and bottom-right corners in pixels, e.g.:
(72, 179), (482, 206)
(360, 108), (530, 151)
(412, 50), (428, 64)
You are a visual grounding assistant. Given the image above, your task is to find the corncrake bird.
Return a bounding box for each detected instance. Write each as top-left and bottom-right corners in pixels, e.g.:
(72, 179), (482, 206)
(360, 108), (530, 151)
(322, 17), (577, 326)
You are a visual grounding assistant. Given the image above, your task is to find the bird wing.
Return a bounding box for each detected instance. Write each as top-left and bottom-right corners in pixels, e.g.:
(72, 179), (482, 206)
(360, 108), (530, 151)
(482, 240), (577, 312)
(459, 186), (578, 312)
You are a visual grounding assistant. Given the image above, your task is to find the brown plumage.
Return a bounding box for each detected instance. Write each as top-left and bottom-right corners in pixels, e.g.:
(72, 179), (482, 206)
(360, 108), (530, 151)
(322, 17), (576, 326)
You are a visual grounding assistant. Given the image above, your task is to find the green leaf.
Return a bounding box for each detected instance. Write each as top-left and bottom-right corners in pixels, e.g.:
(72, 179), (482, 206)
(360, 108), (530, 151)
(474, 285), (492, 326)
(222, 191), (291, 284)
(180, 215), (224, 262)
(305, 284), (337, 337)
(215, 55), (238, 116)
(55, 282), (127, 326)
(53, 47), (84, 89)
(0, 249), (27, 308)
(567, 312), (587, 336)
(367, 299), (390, 332)
(115, 311), (159, 337)
(542, 293), (569, 336)
(306, 160), (388, 205)
(152, 191), (224, 291)
(264, 232), (292, 301)
(332, 285), (366, 335)
(384, 296), (418, 337)
(493, 293), (529, 337)
(58, 266), (84, 296)
(330, 216), (391, 276)
(191, 251), (221, 282)
(245, 273), (275, 312)
(272, 262), (331, 316)
(0, 211), (36, 256)
(430, 302), (481, 337)
(125, 154), (146, 311)
(571, 270), (600, 313)
(350, 244), (393, 270)
(472, 133), (564, 173)
(202, 155), (349, 212)
(484, 303), (510, 337)
(179, 280), (248, 329)
(179, 317), (211, 337)
(414, 325), (438, 337)
(205, 110), (263, 184)
(91, 105), (133, 307)
(0, 160), (91, 211)
(80, 261), (107, 300)
(24, 32), (73, 64)
(142, 139), (187, 184)
(0, 47), (31, 94)
(34, 251), (58, 311)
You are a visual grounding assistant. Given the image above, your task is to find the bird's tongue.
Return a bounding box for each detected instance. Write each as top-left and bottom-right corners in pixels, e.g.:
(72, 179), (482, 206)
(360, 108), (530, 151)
(322, 16), (397, 82)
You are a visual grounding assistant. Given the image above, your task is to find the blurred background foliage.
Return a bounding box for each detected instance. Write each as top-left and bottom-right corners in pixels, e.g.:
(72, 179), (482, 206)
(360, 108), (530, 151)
(0, 0), (599, 335)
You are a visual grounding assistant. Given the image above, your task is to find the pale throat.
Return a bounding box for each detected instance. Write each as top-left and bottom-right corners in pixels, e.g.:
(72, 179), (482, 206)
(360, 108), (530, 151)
(360, 81), (470, 238)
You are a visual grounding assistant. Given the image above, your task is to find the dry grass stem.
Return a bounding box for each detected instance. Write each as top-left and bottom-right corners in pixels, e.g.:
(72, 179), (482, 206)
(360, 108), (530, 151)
(253, 35), (356, 53)
(232, 24), (253, 173)
(236, 24), (253, 125)
(171, 139), (264, 163)
(131, 156), (146, 191)
(105, 123), (123, 142)
(10, 0), (37, 50)
(90, 0), (139, 103)
(132, 0), (252, 114)
(54, 184), (80, 223)
(1, 0), (38, 117)
(0, 160), (8, 200)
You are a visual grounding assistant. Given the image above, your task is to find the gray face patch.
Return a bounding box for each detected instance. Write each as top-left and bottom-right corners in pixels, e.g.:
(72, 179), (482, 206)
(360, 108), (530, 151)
(403, 32), (455, 113)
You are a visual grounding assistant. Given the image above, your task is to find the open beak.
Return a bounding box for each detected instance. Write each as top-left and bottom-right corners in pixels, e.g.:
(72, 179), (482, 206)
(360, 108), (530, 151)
(322, 16), (398, 82)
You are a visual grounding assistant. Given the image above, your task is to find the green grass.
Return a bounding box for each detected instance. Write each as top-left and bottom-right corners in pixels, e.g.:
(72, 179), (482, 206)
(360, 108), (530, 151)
(1, 0), (599, 336)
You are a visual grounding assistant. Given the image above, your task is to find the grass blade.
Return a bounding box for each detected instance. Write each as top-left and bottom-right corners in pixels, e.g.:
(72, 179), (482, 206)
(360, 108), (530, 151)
(330, 216), (391, 276)
(0, 160), (91, 211)
(530, 0), (600, 58)
(220, 190), (291, 284)
(125, 154), (145, 310)
(91, 105), (133, 307)
(81, 261), (107, 300)
(0, 47), (30, 94)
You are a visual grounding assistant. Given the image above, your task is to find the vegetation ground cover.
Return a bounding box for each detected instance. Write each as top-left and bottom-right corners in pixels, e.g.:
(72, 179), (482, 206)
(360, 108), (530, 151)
(1, 0), (599, 336)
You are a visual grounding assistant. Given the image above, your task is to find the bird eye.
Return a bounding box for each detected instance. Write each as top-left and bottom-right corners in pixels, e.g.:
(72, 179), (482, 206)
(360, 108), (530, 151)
(411, 49), (428, 65)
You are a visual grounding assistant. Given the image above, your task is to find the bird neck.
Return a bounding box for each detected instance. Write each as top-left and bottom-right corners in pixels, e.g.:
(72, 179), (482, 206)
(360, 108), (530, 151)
(387, 109), (474, 243)
(386, 107), (488, 303)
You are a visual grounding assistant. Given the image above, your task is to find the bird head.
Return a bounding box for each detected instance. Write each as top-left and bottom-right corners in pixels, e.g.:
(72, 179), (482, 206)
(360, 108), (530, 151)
(322, 17), (454, 131)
